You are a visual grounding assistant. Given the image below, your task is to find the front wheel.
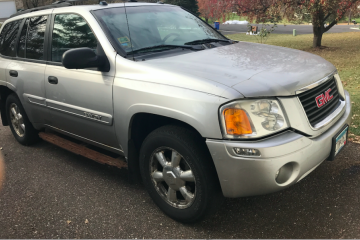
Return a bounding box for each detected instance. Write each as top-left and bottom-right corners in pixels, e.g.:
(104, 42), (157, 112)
(140, 125), (223, 223)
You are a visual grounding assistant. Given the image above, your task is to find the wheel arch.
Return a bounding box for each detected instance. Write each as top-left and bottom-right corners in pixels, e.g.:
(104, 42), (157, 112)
(127, 112), (210, 183)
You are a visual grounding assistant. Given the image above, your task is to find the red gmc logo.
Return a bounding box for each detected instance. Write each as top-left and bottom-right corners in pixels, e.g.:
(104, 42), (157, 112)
(315, 88), (333, 108)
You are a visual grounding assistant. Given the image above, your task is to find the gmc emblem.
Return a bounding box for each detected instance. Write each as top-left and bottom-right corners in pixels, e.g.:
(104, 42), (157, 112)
(315, 88), (333, 108)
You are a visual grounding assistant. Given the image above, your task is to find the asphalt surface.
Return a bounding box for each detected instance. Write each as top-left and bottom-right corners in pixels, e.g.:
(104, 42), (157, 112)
(219, 24), (360, 35)
(1, 121), (360, 238)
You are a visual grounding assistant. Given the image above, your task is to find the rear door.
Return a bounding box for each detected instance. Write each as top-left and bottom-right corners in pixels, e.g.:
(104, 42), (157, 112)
(5, 14), (49, 125)
(0, 19), (21, 86)
(0, 19), (22, 122)
(44, 13), (118, 148)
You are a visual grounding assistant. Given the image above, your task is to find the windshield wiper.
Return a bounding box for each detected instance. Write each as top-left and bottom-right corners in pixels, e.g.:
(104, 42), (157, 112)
(128, 44), (204, 55)
(185, 39), (233, 45)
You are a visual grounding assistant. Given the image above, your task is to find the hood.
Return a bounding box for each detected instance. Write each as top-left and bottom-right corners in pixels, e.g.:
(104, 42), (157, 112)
(141, 42), (336, 97)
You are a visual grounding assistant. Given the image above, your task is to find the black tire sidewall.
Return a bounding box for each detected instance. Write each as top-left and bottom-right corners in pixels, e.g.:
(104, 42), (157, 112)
(140, 125), (221, 223)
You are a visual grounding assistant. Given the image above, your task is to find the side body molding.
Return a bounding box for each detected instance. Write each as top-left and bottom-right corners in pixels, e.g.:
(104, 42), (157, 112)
(23, 93), (113, 125)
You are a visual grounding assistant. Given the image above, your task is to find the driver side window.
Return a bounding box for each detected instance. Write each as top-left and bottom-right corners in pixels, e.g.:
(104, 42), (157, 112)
(51, 14), (98, 63)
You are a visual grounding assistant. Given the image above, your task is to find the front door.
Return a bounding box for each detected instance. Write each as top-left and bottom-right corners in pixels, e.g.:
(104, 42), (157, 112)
(44, 13), (118, 148)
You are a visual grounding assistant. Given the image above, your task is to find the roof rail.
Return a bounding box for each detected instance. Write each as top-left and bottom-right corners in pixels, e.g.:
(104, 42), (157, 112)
(9, 2), (72, 18)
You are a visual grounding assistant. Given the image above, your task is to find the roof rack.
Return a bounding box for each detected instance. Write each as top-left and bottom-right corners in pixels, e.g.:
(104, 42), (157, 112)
(9, 2), (72, 18)
(9, 0), (161, 19)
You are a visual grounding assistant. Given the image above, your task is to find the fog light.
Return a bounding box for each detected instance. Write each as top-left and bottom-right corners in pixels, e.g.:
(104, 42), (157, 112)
(233, 148), (260, 157)
(276, 163), (294, 184)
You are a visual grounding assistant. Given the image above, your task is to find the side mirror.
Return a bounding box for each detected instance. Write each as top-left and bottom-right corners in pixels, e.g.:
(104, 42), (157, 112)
(62, 48), (105, 70)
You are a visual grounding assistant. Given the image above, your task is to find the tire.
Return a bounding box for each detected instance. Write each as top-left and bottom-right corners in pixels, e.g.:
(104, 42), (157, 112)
(6, 94), (39, 145)
(140, 125), (223, 223)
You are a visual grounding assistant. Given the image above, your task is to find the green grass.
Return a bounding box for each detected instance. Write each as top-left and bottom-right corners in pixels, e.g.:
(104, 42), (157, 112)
(226, 32), (360, 139)
(339, 17), (360, 24)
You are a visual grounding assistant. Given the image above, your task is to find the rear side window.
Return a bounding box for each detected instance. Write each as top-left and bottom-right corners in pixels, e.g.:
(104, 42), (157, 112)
(26, 16), (48, 60)
(0, 20), (21, 57)
(51, 14), (97, 62)
(17, 16), (48, 60)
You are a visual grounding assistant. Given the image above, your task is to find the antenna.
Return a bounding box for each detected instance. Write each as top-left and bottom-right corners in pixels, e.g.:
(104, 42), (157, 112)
(123, 1), (135, 60)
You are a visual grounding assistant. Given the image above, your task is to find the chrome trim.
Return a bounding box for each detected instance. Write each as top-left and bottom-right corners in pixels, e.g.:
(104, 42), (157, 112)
(45, 99), (113, 125)
(334, 73), (346, 100)
(23, 94), (46, 106)
(295, 70), (337, 95)
(296, 97), (346, 131)
(312, 100), (346, 129)
(295, 70), (346, 131)
(45, 125), (124, 155)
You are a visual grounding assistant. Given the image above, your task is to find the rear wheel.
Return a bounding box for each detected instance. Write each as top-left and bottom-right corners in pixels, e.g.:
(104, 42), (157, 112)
(140, 125), (223, 223)
(6, 94), (39, 145)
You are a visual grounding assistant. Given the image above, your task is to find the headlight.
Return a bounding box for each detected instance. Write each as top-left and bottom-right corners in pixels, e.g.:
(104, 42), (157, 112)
(219, 99), (289, 139)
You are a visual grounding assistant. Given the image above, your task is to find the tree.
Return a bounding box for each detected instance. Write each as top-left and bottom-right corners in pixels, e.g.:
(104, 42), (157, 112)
(23, 0), (40, 8)
(200, 0), (360, 48)
(165, 0), (199, 15)
(289, 0), (360, 48)
(198, 0), (212, 22)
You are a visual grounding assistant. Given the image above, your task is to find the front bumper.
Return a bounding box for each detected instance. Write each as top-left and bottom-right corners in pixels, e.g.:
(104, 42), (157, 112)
(207, 91), (352, 198)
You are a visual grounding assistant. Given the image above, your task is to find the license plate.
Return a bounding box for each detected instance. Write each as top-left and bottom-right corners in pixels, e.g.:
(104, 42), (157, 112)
(329, 126), (348, 161)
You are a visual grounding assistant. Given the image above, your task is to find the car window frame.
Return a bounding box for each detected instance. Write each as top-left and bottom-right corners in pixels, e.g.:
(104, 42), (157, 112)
(23, 15), (50, 61)
(0, 19), (25, 60)
(16, 14), (51, 64)
(46, 12), (109, 72)
(0, 19), (23, 58)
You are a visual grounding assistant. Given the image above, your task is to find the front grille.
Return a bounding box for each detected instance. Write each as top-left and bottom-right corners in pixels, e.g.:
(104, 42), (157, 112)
(298, 77), (340, 127)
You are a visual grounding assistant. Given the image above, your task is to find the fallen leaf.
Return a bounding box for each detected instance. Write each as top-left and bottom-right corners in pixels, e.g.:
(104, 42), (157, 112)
(85, 219), (89, 224)
(66, 220), (71, 225)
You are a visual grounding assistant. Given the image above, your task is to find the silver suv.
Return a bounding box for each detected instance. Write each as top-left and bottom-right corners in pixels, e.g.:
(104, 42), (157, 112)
(0, 2), (352, 223)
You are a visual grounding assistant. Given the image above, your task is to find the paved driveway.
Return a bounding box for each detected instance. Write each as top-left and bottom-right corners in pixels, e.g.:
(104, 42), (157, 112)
(220, 24), (360, 35)
(1, 122), (360, 238)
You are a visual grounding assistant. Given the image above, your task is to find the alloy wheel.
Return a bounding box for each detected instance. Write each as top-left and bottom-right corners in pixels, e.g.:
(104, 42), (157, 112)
(9, 103), (25, 137)
(149, 147), (196, 209)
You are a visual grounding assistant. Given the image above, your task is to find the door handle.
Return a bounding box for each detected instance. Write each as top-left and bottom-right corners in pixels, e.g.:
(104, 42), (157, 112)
(9, 70), (18, 77)
(48, 76), (58, 84)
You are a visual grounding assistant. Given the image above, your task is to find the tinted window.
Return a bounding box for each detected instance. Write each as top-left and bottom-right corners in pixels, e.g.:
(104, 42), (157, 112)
(26, 16), (48, 60)
(52, 14), (97, 62)
(0, 20), (21, 57)
(17, 18), (29, 58)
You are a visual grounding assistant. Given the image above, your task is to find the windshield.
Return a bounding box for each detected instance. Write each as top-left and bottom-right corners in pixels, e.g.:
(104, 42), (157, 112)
(93, 5), (226, 54)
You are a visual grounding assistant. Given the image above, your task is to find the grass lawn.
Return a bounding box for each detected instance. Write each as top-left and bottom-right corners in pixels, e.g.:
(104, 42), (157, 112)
(339, 17), (360, 24)
(226, 32), (360, 140)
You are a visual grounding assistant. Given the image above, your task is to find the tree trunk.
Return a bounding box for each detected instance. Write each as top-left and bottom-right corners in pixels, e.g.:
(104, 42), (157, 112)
(205, 18), (208, 23)
(312, 25), (324, 48)
(348, 10), (352, 25)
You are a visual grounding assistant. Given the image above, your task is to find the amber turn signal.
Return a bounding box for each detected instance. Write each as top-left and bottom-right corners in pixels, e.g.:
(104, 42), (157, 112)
(223, 108), (252, 135)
